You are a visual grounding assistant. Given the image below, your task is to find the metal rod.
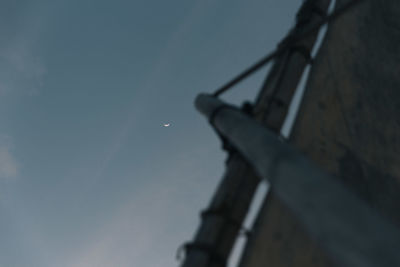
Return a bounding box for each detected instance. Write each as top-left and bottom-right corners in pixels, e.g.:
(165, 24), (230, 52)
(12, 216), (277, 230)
(212, 0), (365, 97)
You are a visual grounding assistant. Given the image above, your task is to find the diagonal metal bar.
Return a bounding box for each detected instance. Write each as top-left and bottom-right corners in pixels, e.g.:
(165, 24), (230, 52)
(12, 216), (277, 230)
(195, 93), (400, 267)
(212, 0), (365, 97)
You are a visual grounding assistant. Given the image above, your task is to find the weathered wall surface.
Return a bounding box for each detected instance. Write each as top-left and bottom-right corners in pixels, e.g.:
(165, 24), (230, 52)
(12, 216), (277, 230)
(239, 0), (400, 266)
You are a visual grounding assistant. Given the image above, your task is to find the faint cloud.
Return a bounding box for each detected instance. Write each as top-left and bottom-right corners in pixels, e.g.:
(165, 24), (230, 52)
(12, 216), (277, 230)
(0, 135), (18, 180)
(0, 2), (47, 97)
(68, 144), (222, 267)
(0, 39), (46, 96)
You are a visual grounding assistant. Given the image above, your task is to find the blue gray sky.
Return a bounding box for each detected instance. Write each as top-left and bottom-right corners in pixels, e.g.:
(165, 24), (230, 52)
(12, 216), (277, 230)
(0, 1), (301, 266)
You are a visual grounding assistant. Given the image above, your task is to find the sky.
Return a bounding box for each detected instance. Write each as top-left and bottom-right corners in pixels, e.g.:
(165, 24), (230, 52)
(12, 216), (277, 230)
(0, 0), (302, 266)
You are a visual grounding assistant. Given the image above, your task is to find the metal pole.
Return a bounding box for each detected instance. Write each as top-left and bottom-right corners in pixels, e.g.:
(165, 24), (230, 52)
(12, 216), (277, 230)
(179, 1), (333, 267)
(195, 94), (400, 267)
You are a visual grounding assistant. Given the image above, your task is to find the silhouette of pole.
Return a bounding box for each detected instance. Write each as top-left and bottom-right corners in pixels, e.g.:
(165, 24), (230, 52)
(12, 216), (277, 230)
(180, 1), (332, 267)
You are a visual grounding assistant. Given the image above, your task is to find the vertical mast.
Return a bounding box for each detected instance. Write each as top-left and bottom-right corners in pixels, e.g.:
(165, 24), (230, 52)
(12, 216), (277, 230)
(180, 1), (331, 266)
(239, 0), (400, 266)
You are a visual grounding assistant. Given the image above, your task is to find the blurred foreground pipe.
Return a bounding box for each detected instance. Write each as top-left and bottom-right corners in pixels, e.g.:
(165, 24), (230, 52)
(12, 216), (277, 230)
(195, 93), (400, 267)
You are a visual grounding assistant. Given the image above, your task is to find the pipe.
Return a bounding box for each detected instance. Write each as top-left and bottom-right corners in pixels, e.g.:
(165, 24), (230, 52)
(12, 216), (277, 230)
(195, 93), (400, 267)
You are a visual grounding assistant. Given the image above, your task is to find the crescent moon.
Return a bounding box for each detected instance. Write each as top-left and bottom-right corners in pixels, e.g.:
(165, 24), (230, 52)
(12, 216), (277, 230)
(163, 123), (170, 127)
